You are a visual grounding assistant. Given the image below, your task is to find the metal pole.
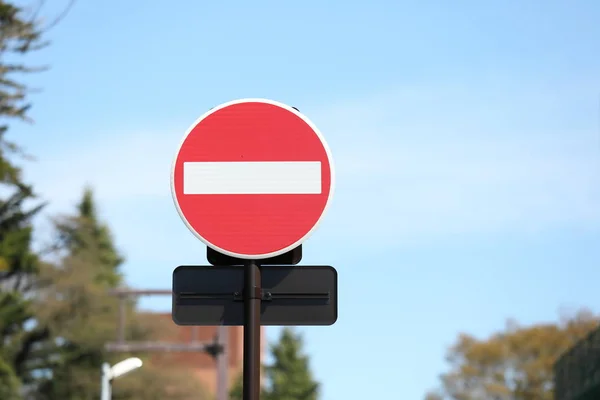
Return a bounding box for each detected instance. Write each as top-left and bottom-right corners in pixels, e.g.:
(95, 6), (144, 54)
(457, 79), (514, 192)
(101, 363), (111, 400)
(118, 295), (126, 343)
(216, 325), (229, 400)
(107, 380), (112, 400)
(242, 260), (261, 400)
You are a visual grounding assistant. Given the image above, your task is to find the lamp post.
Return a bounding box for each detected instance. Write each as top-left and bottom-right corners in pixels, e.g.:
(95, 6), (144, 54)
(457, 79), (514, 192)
(100, 357), (143, 400)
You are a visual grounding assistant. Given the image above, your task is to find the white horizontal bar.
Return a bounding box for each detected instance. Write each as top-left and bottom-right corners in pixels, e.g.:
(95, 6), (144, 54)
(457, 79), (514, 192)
(183, 161), (322, 194)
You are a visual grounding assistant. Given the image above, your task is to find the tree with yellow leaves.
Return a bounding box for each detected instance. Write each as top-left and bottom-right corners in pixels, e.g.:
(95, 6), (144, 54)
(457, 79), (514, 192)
(425, 310), (599, 400)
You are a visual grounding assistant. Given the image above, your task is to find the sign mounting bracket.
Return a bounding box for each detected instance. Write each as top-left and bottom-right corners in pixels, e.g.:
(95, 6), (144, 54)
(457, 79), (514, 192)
(176, 289), (331, 303)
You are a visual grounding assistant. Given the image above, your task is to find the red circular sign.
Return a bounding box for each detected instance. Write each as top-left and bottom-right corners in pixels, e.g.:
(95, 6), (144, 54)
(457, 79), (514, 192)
(171, 99), (335, 259)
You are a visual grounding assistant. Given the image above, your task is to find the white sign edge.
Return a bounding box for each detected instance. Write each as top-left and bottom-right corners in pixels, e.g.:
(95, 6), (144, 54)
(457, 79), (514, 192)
(169, 98), (336, 260)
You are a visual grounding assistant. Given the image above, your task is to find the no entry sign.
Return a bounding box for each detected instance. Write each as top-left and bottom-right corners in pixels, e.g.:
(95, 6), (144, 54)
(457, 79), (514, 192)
(171, 99), (335, 259)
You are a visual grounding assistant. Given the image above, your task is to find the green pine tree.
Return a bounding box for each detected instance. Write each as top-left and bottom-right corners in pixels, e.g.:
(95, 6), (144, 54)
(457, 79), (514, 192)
(0, 2), (49, 397)
(0, 188), (46, 399)
(231, 328), (320, 400)
(0, 356), (21, 400)
(52, 187), (124, 287)
(0, 2), (77, 398)
(0, 0), (47, 186)
(264, 328), (319, 400)
(36, 188), (126, 399)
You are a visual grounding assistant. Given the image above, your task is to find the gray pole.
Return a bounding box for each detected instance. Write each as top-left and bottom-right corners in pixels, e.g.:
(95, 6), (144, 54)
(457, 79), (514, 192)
(100, 363), (111, 400)
(118, 295), (126, 344)
(216, 325), (229, 400)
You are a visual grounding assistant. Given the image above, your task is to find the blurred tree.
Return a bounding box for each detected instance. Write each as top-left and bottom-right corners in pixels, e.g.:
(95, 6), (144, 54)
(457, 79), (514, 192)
(0, 188), (46, 399)
(0, 356), (22, 400)
(36, 188), (208, 400)
(0, 1), (75, 398)
(0, 0), (76, 184)
(230, 373), (243, 399)
(231, 328), (319, 400)
(0, 2), (48, 396)
(52, 187), (124, 287)
(425, 310), (599, 400)
(112, 362), (209, 400)
(0, 0), (46, 186)
(34, 188), (126, 399)
(424, 392), (443, 400)
(264, 328), (319, 400)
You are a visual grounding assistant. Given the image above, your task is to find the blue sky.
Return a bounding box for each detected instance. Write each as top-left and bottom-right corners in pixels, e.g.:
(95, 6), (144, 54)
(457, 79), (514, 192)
(9, 0), (600, 399)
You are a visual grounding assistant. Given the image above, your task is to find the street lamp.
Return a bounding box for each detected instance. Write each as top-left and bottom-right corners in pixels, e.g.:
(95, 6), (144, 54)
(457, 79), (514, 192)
(100, 357), (143, 400)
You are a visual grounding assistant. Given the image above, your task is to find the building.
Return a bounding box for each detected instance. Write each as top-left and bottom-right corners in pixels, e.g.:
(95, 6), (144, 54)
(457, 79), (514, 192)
(554, 325), (600, 400)
(144, 313), (265, 395)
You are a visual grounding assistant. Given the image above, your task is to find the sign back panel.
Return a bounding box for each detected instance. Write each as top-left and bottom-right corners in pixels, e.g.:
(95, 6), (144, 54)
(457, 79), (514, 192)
(172, 265), (338, 326)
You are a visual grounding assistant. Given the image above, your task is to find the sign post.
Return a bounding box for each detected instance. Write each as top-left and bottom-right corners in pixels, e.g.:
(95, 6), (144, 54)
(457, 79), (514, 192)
(243, 261), (261, 400)
(171, 99), (337, 400)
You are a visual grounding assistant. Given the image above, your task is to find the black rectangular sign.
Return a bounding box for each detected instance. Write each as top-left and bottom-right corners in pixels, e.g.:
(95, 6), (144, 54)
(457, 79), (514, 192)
(172, 265), (337, 326)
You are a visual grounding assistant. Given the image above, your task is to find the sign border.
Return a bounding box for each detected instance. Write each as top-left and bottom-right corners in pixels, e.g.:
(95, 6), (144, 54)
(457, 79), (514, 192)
(170, 98), (336, 260)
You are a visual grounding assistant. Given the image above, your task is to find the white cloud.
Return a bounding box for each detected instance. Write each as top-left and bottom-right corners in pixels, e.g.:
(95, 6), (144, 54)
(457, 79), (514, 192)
(23, 81), (600, 255)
